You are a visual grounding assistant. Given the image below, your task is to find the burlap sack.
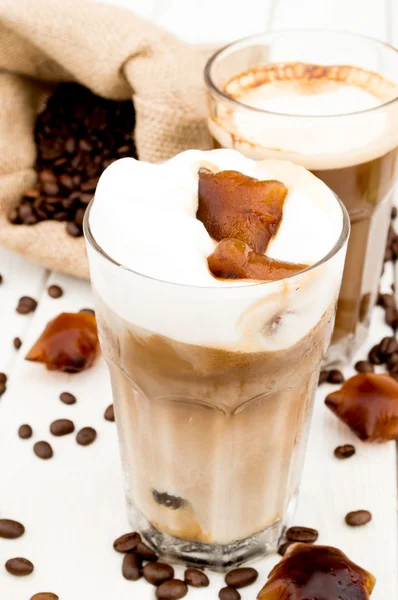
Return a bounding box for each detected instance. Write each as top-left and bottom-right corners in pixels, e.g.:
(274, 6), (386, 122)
(0, 0), (212, 278)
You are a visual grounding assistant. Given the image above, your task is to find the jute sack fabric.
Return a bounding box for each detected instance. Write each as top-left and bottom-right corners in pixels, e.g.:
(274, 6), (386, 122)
(0, 0), (212, 278)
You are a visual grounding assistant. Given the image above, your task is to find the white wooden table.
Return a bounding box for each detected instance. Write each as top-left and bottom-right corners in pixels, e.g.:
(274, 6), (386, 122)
(1, 1), (397, 598)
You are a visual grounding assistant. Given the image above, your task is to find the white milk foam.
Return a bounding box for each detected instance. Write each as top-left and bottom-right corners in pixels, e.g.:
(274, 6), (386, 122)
(209, 74), (398, 170)
(88, 150), (345, 351)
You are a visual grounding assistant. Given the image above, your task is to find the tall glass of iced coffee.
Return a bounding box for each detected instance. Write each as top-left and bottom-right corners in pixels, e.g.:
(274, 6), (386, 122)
(205, 30), (398, 364)
(84, 149), (349, 569)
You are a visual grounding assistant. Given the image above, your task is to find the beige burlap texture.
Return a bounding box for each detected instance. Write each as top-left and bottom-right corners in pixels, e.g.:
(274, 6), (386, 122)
(0, 0), (212, 278)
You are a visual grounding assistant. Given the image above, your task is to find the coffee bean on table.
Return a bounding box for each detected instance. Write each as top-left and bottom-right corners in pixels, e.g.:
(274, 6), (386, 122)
(18, 424), (33, 439)
(0, 382), (6, 396)
(48, 285), (63, 299)
(156, 579), (188, 599)
(0, 372), (7, 384)
(0, 519), (25, 539)
(392, 207), (397, 219)
(66, 222), (82, 238)
(385, 306), (398, 329)
(59, 391), (76, 405)
(334, 444), (356, 459)
(31, 594), (59, 600)
(13, 337), (22, 350)
(379, 336), (398, 357)
(76, 427), (96, 446)
(16, 296), (37, 314)
(113, 531), (141, 553)
(136, 541), (158, 562)
(50, 419), (75, 436)
(286, 526), (319, 543)
(104, 404), (115, 422)
(79, 308), (95, 314)
(225, 567), (258, 588)
(5, 557), (34, 576)
(368, 344), (383, 365)
(354, 360), (374, 373)
(318, 370), (330, 385)
(327, 369), (345, 384)
(388, 353), (398, 373)
(143, 562), (174, 586)
(33, 441), (53, 459)
(219, 587), (241, 600)
(184, 568), (209, 587)
(122, 552), (142, 581)
(345, 510), (372, 527)
(278, 541), (293, 556)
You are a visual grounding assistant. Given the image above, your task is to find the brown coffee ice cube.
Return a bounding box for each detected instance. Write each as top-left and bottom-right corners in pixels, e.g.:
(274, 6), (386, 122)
(26, 312), (99, 373)
(197, 169), (287, 253)
(208, 238), (307, 281)
(325, 373), (398, 442)
(257, 543), (375, 600)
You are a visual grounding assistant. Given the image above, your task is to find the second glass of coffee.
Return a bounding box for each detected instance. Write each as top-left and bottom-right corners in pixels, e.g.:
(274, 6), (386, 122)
(85, 149), (349, 569)
(205, 30), (398, 364)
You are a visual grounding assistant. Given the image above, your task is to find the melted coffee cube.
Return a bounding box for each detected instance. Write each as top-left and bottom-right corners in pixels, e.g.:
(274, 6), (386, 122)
(25, 312), (99, 373)
(208, 238), (307, 281)
(197, 169), (287, 253)
(257, 543), (375, 600)
(325, 373), (398, 442)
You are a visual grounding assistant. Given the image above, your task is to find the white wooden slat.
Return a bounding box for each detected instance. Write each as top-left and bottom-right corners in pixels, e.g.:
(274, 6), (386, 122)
(271, 0), (389, 40)
(0, 249), (48, 377)
(152, 0), (276, 43)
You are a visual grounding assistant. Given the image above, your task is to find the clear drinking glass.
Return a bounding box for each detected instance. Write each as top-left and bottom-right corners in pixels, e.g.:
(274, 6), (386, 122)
(84, 193), (349, 570)
(205, 30), (398, 365)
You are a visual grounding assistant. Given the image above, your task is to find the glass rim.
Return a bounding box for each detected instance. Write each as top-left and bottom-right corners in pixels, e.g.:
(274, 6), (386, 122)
(204, 29), (398, 119)
(83, 187), (350, 290)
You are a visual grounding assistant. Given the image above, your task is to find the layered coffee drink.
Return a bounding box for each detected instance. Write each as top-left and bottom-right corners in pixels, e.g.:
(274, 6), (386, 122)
(206, 31), (398, 363)
(84, 149), (348, 568)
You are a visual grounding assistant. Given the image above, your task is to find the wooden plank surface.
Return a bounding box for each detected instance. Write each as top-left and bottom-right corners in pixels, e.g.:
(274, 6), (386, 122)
(0, 0), (397, 598)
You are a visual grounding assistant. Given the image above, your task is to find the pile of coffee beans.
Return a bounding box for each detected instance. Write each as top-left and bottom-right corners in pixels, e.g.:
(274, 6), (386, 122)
(9, 83), (137, 237)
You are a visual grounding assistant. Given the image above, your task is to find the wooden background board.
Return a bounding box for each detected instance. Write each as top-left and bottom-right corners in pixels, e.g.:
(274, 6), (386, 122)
(0, 0), (397, 597)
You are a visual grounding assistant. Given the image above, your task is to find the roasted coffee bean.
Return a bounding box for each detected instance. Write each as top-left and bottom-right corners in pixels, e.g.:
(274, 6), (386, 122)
(104, 404), (115, 422)
(392, 206), (397, 220)
(59, 391), (76, 405)
(354, 360), (374, 373)
(48, 285), (63, 299)
(74, 207), (85, 227)
(152, 490), (185, 510)
(286, 526), (319, 543)
(318, 370), (330, 385)
(0, 519), (25, 539)
(219, 587), (241, 600)
(30, 593), (59, 600)
(50, 419), (75, 436)
(16, 296), (37, 314)
(113, 531), (141, 553)
(378, 293), (395, 308)
(66, 221), (82, 237)
(5, 557), (34, 576)
(225, 568), (258, 588)
(76, 427), (96, 446)
(385, 306), (398, 329)
(379, 336), (398, 357)
(184, 568), (209, 587)
(143, 562), (174, 586)
(33, 441), (53, 459)
(18, 424), (33, 439)
(13, 337), (22, 350)
(156, 580), (188, 599)
(345, 510), (372, 527)
(387, 353), (398, 373)
(122, 552), (142, 581)
(368, 344), (383, 365)
(0, 382), (6, 396)
(79, 308), (95, 315)
(136, 541), (158, 562)
(327, 369), (345, 384)
(278, 541), (293, 556)
(334, 444), (356, 459)
(0, 372), (7, 384)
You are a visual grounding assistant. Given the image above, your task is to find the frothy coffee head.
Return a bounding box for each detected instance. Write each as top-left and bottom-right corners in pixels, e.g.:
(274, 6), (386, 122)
(209, 62), (398, 169)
